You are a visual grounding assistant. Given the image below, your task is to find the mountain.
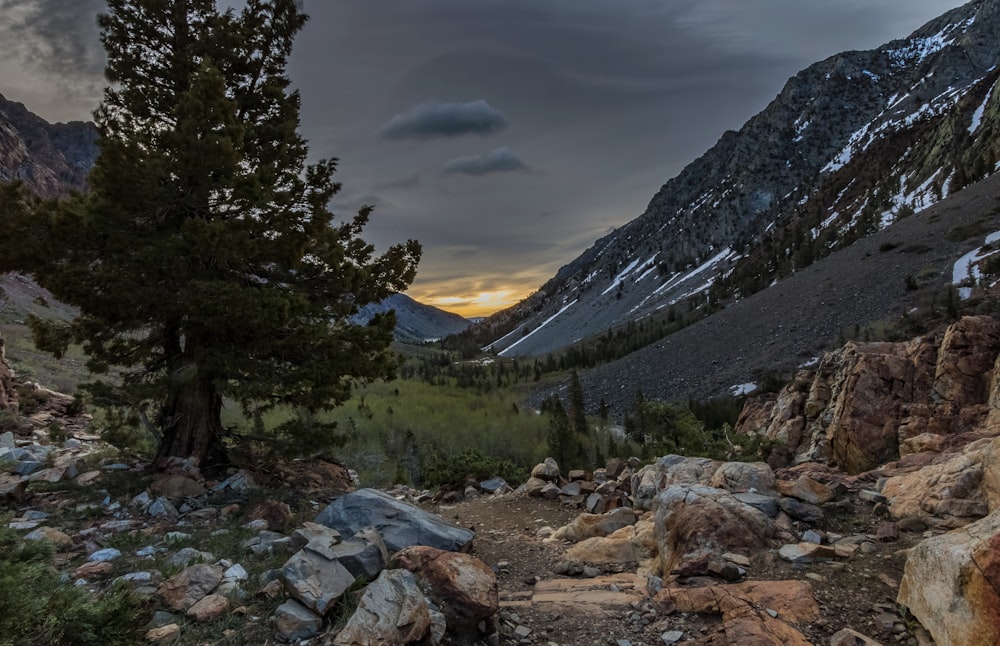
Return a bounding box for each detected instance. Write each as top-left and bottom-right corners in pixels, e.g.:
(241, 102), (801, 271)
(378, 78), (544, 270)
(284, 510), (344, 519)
(0, 94), (97, 198)
(352, 293), (470, 344)
(478, 0), (1000, 358)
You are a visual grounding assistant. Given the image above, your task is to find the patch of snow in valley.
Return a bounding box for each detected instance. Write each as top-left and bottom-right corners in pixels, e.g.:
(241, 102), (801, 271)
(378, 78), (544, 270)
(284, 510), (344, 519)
(730, 383), (758, 397)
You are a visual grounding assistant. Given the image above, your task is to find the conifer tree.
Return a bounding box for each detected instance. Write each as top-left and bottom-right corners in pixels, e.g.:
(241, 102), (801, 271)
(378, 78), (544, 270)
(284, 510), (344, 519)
(0, 0), (420, 469)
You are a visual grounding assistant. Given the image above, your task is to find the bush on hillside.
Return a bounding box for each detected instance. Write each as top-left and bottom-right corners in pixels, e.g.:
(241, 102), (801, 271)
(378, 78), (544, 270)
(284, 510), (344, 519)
(0, 519), (146, 645)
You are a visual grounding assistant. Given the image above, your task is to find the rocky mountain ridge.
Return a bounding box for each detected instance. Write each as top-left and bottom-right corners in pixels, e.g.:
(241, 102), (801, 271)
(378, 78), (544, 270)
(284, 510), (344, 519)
(479, 0), (1000, 358)
(0, 93), (97, 198)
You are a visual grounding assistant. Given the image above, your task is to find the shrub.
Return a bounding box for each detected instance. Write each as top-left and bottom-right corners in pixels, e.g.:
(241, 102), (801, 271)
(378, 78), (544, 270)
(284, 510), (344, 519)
(0, 518), (147, 644)
(422, 448), (528, 488)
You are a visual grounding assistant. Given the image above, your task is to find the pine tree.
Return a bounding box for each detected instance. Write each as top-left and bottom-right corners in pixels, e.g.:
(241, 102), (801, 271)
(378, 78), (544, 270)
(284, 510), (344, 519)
(0, 0), (420, 469)
(568, 369), (587, 435)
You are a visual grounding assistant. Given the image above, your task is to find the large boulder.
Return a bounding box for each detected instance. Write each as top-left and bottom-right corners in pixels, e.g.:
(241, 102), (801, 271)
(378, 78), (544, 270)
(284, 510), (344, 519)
(882, 438), (992, 525)
(391, 546), (498, 631)
(632, 455), (721, 508)
(653, 484), (778, 577)
(565, 520), (656, 566)
(332, 569), (438, 646)
(314, 488), (474, 553)
(708, 461), (777, 495)
(898, 510), (1000, 646)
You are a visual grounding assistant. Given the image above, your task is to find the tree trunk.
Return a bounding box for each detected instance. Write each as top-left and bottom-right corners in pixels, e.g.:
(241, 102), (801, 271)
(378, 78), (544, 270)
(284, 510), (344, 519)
(155, 373), (228, 471)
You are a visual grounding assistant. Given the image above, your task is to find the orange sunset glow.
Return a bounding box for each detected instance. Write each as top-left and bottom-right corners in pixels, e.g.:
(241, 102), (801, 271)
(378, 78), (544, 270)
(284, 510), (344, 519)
(412, 289), (528, 319)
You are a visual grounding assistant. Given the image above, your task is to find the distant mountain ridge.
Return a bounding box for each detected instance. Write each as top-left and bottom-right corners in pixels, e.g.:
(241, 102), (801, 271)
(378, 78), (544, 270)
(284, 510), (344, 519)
(352, 293), (470, 344)
(0, 94), (97, 198)
(478, 0), (1000, 357)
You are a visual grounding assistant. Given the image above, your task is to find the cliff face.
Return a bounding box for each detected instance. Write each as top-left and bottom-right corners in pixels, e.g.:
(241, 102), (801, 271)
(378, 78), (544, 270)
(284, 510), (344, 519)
(0, 93), (97, 198)
(737, 315), (1000, 474)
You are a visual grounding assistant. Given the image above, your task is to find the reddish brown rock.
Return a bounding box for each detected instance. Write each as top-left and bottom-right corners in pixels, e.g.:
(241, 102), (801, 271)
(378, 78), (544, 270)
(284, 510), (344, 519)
(392, 545), (498, 626)
(653, 484), (778, 577)
(247, 500), (293, 531)
(186, 593), (228, 622)
(737, 317), (1000, 474)
(655, 580), (819, 646)
(776, 475), (836, 505)
(157, 564), (223, 611)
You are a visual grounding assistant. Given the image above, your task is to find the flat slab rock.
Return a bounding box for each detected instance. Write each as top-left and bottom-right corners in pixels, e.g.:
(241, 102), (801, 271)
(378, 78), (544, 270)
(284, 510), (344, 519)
(500, 573), (645, 617)
(314, 488), (475, 553)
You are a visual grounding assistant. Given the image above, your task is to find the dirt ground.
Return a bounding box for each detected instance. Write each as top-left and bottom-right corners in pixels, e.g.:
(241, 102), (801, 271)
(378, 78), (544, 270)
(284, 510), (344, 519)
(441, 492), (930, 646)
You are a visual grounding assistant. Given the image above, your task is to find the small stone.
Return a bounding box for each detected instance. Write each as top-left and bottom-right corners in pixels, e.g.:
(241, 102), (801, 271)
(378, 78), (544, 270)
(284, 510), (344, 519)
(186, 593), (229, 622)
(88, 548), (122, 562)
(145, 624), (180, 642)
(661, 630), (684, 645)
(514, 625), (532, 638)
(876, 522), (899, 542)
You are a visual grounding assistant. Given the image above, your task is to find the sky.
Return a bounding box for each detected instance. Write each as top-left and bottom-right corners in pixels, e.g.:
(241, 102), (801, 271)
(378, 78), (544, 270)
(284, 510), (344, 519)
(0, 0), (967, 317)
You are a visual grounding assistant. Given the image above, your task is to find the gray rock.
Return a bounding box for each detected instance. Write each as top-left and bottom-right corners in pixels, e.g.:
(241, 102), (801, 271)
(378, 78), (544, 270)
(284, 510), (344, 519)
(801, 529), (823, 544)
(332, 569), (433, 645)
(314, 488), (475, 553)
(0, 431), (13, 449)
(661, 630), (684, 644)
(326, 535), (387, 581)
(281, 549), (355, 615)
(88, 548), (122, 562)
(734, 492), (780, 518)
(560, 481), (583, 497)
(540, 483), (561, 500)
(169, 547), (215, 568)
(273, 598), (323, 642)
(480, 477), (510, 494)
(778, 497), (824, 523)
(586, 493), (606, 514)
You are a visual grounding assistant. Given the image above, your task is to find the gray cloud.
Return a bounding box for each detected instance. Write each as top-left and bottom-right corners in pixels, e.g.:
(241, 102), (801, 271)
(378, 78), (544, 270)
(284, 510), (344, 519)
(0, 0), (105, 117)
(378, 100), (509, 141)
(441, 147), (529, 177)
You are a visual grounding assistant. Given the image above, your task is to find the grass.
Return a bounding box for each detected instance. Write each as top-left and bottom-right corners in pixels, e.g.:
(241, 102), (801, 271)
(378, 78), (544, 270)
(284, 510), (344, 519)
(222, 378), (555, 488)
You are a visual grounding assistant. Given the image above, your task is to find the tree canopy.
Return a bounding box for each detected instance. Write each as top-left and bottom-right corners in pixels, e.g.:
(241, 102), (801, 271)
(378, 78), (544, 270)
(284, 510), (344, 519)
(0, 0), (420, 469)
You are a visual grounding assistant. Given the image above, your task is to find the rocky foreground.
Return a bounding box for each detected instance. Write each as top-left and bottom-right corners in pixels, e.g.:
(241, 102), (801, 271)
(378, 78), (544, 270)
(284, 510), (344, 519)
(4, 317), (1000, 644)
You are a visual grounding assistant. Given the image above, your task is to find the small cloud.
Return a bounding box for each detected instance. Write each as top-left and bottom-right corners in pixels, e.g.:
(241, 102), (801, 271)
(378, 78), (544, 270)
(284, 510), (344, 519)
(378, 100), (509, 141)
(373, 172), (421, 191)
(441, 147), (529, 177)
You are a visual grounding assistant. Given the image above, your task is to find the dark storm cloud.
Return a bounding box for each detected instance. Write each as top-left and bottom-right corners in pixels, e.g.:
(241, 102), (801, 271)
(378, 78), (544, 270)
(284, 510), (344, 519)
(441, 147), (529, 177)
(0, 0), (106, 111)
(378, 100), (509, 141)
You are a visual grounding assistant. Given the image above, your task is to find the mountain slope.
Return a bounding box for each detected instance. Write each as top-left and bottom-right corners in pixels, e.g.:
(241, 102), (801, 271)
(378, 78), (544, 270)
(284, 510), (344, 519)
(480, 0), (1000, 358)
(0, 94), (97, 198)
(561, 170), (1000, 416)
(352, 293), (470, 344)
